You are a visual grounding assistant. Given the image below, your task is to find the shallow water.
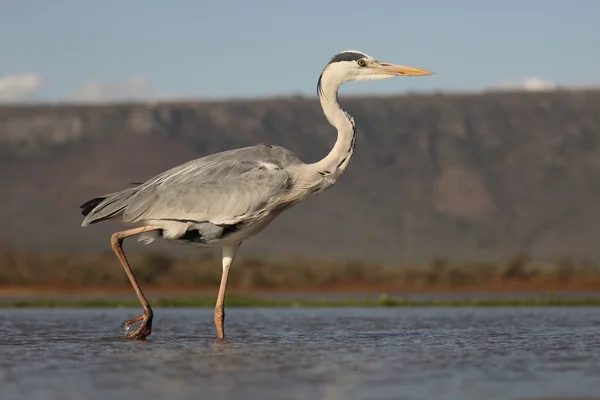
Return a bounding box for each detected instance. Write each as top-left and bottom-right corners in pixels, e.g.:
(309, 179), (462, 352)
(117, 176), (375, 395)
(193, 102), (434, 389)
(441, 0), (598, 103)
(1, 307), (599, 400)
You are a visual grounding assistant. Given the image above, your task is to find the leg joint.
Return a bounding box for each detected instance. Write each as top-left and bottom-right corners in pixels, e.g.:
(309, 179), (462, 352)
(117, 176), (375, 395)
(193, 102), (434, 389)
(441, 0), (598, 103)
(143, 306), (153, 318)
(110, 232), (123, 250)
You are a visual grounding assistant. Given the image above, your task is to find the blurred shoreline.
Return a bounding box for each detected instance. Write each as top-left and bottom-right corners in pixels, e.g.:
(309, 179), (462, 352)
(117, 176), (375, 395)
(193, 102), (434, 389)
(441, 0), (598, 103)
(1, 284), (599, 302)
(2, 250), (600, 304)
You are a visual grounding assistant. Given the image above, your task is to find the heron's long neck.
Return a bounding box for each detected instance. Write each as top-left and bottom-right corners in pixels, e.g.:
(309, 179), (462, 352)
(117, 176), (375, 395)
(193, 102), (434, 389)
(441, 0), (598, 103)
(310, 73), (356, 176)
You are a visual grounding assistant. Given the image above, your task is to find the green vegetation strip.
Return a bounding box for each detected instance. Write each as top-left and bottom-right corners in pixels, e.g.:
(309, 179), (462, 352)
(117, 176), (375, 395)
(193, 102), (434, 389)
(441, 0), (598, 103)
(1, 294), (600, 308)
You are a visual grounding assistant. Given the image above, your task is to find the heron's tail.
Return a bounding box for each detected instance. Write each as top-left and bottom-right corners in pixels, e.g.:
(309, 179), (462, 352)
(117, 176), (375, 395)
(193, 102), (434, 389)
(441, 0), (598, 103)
(80, 188), (137, 226)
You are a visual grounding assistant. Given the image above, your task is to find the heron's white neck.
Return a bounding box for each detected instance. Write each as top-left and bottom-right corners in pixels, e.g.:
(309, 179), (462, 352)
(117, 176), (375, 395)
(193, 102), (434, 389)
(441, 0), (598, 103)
(309, 70), (356, 177)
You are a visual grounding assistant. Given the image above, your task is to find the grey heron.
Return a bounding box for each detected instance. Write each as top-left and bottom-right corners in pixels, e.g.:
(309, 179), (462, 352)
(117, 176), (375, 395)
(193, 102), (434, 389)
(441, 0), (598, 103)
(80, 50), (433, 340)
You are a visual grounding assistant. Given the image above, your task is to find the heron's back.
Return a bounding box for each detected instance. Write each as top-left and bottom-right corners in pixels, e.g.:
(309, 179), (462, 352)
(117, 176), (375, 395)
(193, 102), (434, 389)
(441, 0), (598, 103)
(80, 144), (304, 234)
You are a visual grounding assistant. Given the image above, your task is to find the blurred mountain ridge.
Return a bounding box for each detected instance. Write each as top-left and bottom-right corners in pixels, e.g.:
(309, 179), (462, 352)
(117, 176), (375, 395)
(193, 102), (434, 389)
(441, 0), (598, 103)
(2, 89), (600, 261)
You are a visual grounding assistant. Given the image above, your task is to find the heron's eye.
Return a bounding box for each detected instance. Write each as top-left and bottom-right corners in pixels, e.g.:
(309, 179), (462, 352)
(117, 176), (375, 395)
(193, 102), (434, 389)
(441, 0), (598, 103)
(357, 59), (366, 67)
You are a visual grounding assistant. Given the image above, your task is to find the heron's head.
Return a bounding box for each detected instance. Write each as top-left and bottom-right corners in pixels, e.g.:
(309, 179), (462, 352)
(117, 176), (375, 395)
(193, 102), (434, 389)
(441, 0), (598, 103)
(320, 50), (433, 84)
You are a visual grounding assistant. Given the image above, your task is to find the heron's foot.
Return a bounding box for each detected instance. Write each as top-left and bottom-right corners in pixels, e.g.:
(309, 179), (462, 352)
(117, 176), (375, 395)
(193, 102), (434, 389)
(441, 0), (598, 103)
(121, 308), (153, 340)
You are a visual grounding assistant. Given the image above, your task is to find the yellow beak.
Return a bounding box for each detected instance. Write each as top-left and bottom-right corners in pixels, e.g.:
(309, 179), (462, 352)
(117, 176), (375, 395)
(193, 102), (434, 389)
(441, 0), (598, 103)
(373, 62), (434, 76)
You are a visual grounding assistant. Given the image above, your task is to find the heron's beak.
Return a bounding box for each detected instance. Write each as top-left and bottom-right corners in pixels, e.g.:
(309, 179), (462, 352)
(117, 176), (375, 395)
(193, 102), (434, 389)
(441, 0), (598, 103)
(373, 62), (433, 76)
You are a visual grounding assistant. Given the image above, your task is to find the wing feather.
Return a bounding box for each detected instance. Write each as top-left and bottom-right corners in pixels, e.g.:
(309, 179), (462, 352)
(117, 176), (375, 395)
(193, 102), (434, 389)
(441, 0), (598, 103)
(121, 145), (300, 225)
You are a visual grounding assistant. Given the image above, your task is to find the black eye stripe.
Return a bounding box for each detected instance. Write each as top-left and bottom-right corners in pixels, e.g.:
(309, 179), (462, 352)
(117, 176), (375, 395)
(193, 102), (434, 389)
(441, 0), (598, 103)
(318, 51), (369, 97)
(328, 52), (366, 64)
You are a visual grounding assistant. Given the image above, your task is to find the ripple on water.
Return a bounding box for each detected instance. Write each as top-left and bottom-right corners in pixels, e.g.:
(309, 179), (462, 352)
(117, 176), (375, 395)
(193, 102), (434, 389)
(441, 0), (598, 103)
(0, 307), (599, 400)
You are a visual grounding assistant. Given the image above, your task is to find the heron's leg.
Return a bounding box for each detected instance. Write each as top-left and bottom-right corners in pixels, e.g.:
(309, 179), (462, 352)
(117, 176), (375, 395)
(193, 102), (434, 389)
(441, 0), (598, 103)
(110, 225), (161, 340)
(214, 243), (240, 340)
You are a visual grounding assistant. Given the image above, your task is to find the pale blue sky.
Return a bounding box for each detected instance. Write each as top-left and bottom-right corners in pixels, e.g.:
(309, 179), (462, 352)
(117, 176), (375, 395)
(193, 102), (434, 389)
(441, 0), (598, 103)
(0, 0), (598, 103)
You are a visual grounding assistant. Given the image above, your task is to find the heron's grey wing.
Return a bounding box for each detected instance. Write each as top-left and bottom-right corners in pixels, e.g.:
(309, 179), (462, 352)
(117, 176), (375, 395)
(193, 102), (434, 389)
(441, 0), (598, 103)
(140, 144), (302, 187)
(80, 144), (303, 231)
(122, 168), (293, 226)
(120, 145), (300, 227)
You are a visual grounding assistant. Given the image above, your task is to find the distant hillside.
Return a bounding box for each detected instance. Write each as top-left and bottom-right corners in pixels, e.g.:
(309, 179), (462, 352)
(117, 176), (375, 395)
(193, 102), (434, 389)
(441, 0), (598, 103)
(2, 89), (600, 261)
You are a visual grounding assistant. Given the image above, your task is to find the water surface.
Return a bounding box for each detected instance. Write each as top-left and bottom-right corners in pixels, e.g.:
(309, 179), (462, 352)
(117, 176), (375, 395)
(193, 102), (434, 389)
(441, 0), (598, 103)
(1, 307), (599, 400)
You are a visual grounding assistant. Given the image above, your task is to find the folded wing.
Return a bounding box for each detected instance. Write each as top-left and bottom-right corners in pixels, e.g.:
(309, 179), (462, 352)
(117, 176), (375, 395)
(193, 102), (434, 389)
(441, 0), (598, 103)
(122, 145), (300, 226)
